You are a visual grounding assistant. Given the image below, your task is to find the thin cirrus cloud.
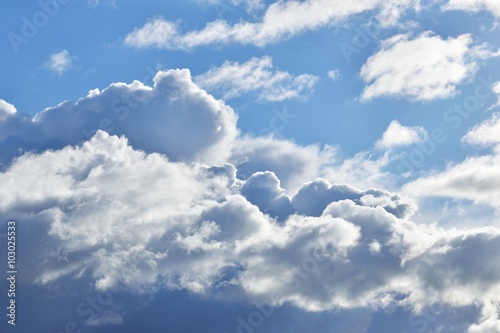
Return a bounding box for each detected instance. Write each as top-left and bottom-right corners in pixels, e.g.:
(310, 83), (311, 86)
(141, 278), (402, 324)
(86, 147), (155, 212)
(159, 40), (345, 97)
(194, 56), (319, 102)
(123, 0), (420, 50)
(43, 49), (73, 75)
(360, 32), (500, 102)
(2, 68), (500, 331)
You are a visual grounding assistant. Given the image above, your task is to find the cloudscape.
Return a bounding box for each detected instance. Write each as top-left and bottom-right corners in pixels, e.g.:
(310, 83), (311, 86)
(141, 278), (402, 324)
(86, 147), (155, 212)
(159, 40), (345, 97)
(1, 1), (500, 332)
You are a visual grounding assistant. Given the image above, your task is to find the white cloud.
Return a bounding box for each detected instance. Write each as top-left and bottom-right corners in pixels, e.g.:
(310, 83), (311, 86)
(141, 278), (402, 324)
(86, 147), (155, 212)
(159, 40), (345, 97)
(124, 0), (420, 49)
(375, 120), (427, 150)
(404, 111), (500, 210)
(44, 49), (73, 75)
(468, 302), (500, 333)
(124, 18), (179, 49)
(320, 148), (393, 190)
(443, 0), (500, 18)
(327, 69), (340, 81)
(231, 135), (323, 194)
(0, 69), (238, 166)
(0, 99), (17, 120)
(360, 32), (499, 101)
(195, 56), (319, 102)
(462, 112), (500, 148)
(3, 66), (500, 331)
(4, 132), (500, 321)
(403, 154), (500, 209)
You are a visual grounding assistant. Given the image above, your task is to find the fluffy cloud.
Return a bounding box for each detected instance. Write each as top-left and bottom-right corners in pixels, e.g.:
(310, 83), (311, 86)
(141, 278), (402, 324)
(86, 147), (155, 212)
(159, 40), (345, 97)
(375, 120), (427, 150)
(468, 302), (500, 333)
(230, 135), (323, 194)
(403, 154), (500, 209)
(443, 0), (500, 18)
(462, 112), (500, 148)
(404, 112), (500, 209)
(3, 133), (500, 333)
(0, 69), (238, 167)
(3, 66), (500, 332)
(124, 0), (419, 49)
(360, 32), (499, 101)
(195, 56), (318, 102)
(44, 49), (73, 75)
(0, 99), (17, 121)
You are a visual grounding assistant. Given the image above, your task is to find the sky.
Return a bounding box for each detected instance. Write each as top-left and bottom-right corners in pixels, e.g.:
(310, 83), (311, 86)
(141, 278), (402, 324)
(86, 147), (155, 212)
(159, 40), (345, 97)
(1, 0), (500, 332)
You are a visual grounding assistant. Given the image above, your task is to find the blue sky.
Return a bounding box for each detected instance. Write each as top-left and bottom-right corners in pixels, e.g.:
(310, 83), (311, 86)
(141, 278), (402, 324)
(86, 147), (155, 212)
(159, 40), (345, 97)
(1, 1), (500, 332)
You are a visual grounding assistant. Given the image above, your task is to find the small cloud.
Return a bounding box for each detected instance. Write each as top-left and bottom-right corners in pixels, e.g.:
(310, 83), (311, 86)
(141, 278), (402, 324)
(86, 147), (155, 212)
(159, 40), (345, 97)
(375, 120), (427, 150)
(327, 69), (340, 81)
(44, 50), (73, 75)
(462, 112), (500, 148)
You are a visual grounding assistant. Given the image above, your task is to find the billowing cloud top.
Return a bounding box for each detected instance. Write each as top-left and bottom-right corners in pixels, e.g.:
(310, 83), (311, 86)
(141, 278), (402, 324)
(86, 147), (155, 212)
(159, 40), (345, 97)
(1, 69), (237, 168)
(2, 68), (500, 332)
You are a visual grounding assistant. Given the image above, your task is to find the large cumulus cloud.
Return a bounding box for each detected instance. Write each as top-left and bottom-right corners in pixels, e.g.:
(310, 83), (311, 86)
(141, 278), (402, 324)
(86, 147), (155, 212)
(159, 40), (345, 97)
(2, 69), (500, 332)
(1, 131), (500, 333)
(0, 69), (238, 168)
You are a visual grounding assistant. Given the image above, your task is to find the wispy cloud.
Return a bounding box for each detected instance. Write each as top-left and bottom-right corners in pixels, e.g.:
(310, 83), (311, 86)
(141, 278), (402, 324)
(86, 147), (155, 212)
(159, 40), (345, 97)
(44, 49), (73, 75)
(195, 56), (318, 102)
(442, 0), (500, 17)
(123, 1), (420, 50)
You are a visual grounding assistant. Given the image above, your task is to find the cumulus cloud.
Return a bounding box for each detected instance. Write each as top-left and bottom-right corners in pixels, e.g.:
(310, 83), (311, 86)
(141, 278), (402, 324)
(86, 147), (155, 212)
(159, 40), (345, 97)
(375, 120), (427, 150)
(468, 302), (500, 333)
(403, 154), (500, 209)
(2, 66), (500, 332)
(2, 133), (500, 333)
(360, 32), (500, 101)
(462, 112), (500, 148)
(230, 135), (323, 194)
(0, 69), (238, 166)
(195, 56), (319, 102)
(44, 49), (73, 75)
(0, 99), (17, 121)
(123, 0), (419, 49)
(404, 112), (500, 209)
(442, 0), (500, 18)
